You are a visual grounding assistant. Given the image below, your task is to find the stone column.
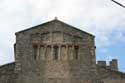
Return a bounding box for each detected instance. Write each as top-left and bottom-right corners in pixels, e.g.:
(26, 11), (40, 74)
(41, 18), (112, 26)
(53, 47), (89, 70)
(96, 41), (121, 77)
(37, 45), (40, 60)
(46, 45), (51, 61)
(61, 45), (67, 61)
(58, 45), (61, 60)
(44, 45), (47, 60)
(73, 46), (75, 60)
(40, 45), (45, 60)
(49, 45), (53, 60)
(65, 45), (68, 60)
(51, 45), (54, 60)
(69, 45), (74, 60)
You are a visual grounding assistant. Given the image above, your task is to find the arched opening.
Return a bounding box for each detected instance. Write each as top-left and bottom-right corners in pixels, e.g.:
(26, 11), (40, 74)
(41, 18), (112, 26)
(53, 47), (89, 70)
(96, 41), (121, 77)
(74, 46), (79, 59)
(53, 46), (59, 60)
(33, 45), (38, 60)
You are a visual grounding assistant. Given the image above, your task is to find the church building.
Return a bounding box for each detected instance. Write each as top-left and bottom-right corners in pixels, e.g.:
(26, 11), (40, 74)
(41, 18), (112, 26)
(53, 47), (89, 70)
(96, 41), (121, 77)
(0, 18), (125, 83)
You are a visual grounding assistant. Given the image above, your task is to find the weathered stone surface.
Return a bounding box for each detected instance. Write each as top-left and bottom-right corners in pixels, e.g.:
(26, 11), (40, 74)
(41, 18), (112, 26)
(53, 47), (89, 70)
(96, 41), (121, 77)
(0, 19), (125, 83)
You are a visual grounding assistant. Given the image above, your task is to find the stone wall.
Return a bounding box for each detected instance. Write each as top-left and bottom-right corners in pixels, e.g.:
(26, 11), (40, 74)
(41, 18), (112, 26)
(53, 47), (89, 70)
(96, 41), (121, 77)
(0, 62), (18, 83)
(15, 19), (96, 83)
(0, 19), (124, 83)
(96, 64), (125, 83)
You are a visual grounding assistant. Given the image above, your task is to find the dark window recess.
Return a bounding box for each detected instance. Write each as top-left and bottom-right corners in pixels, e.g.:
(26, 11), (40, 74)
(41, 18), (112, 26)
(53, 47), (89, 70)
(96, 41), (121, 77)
(33, 45), (38, 60)
(53, 46), (59, 60)
(75, 46), (79, 59)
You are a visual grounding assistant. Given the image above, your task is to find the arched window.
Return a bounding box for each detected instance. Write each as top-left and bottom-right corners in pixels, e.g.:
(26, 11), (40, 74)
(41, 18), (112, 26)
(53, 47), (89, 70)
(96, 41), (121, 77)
(53, 46), (59, 60)
(33, 45), (38, 60)
(74, 46), (79, 59)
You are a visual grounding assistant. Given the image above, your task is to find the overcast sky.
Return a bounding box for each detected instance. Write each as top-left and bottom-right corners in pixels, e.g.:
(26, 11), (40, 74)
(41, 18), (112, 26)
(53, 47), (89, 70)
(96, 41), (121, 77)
(0, 0), (125, 72)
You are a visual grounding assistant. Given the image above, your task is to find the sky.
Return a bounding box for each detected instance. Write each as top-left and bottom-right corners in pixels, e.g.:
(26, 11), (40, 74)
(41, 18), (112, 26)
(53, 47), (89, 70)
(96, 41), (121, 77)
(0, 0), (125, 72)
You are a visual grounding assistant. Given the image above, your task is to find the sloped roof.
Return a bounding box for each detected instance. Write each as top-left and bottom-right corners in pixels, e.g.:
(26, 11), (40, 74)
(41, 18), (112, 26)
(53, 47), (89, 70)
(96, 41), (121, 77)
(15, 19), (95, 37)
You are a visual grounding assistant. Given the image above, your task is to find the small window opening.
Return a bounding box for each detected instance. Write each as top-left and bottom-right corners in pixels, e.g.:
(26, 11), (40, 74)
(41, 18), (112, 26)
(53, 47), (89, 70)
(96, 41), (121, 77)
(33, 45), (38, 60)
(53, 46), (59, 60)
(75, 46), (79, 59)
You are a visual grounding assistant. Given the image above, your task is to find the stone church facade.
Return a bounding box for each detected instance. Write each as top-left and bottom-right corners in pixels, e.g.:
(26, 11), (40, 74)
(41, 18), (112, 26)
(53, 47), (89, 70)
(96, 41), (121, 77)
(0, 18), (125, 83)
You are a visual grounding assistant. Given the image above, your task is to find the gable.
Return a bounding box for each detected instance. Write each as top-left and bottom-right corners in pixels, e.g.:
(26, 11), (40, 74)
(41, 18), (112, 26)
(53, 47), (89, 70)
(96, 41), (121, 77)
(15, 19), (94, 38)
